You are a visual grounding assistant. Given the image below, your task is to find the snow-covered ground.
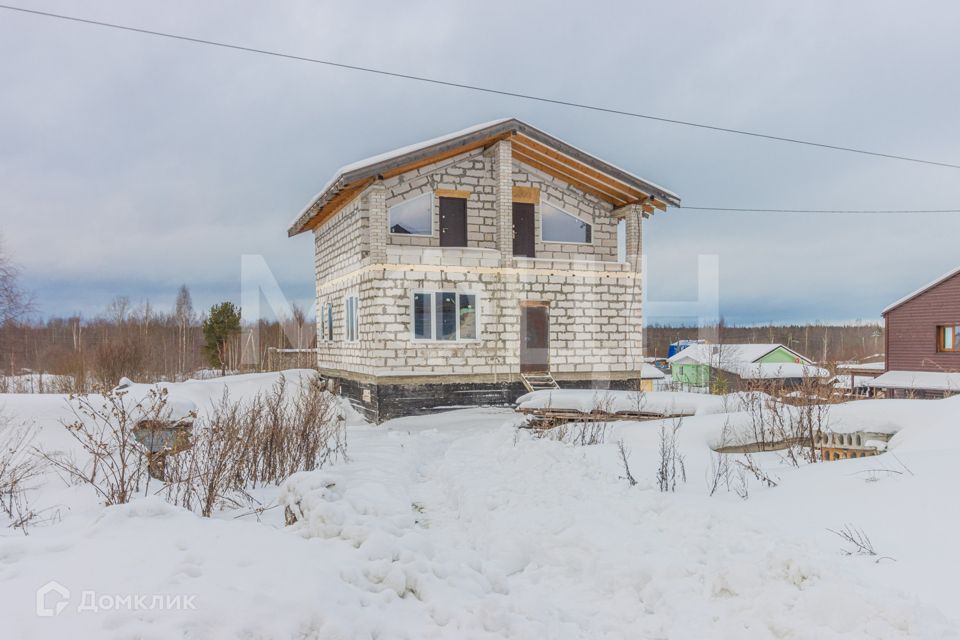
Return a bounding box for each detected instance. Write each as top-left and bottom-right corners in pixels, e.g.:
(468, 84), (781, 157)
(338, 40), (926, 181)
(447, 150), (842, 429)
(0, 372), (958, 638)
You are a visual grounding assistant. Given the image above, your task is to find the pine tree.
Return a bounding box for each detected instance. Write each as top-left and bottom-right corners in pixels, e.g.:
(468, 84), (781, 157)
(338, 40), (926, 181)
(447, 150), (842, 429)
(202, 302), (241, 375)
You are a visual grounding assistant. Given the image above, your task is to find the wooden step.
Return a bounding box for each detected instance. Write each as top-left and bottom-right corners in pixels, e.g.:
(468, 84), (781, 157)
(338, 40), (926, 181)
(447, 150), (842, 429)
(520, 372), (560, 393)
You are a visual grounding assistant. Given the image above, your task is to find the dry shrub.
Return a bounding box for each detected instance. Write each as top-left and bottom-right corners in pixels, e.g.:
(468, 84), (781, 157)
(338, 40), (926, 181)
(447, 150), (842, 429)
(657, 416), (686, 492)
(39, 387), (171, 506)
(741, 371), (834, 467)
(532, 420), (609, 446)
(161, 374), (346, 517)
(0, 410), (45, 531)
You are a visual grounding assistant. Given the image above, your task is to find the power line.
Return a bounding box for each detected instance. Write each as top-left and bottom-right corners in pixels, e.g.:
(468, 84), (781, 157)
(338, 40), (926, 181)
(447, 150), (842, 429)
(2, 3), (959, 171)
(680, 206), (960, 213)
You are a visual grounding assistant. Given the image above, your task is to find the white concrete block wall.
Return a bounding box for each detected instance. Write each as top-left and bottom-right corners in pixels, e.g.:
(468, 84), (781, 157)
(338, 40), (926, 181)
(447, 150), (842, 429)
(311, 140), (646, 382)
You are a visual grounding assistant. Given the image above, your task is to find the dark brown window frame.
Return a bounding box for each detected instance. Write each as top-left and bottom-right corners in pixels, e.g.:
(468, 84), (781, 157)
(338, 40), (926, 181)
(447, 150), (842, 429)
(937, 324), (960, 352)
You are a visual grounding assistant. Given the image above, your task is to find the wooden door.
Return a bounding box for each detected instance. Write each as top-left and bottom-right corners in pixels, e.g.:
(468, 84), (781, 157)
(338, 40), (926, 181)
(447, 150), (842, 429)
(520, 303), (550, 373)
(512, 202), (536, 257)
(439, 197), (467, 247)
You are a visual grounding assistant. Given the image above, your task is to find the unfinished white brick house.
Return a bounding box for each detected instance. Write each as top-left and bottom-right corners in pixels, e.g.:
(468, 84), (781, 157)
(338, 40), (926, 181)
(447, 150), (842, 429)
(288, 119), (680, 421)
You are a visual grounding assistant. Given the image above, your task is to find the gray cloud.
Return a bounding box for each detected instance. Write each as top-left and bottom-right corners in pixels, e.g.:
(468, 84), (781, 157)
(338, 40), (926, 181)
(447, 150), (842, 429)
(2, 0), (959, 322)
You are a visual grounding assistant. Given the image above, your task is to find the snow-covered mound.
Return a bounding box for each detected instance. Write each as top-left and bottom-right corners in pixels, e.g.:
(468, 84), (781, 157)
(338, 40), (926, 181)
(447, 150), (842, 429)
(516, 389), (770, 416)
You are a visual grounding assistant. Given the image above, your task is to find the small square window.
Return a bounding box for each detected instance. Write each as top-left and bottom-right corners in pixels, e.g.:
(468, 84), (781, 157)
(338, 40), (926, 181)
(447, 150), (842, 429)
(938, 325), (960, 352)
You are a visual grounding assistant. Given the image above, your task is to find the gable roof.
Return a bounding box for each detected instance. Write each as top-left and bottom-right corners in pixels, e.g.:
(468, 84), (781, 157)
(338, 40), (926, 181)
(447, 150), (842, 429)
(288, 118), (681, 236)
(882, 265), (960, 315)
(667, 343), (813, 366)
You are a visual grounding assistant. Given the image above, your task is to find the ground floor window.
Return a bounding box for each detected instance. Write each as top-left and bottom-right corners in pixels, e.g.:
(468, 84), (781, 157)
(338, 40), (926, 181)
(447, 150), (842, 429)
(412, 291), (478, 341)
(938, 324), (960, 352)
(345, 296), (359, 342)
(321, 302), (334, 341)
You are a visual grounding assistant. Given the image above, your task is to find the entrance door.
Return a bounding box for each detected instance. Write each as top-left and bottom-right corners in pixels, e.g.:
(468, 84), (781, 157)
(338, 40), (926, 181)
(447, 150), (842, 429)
(520, 302), (550, 373)
(439, 197), (467, 247)
(512, 202), (536, 257)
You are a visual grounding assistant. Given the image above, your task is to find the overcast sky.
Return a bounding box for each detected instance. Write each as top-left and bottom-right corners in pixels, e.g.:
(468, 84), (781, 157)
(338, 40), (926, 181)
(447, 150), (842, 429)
(2, 0), (959, 325)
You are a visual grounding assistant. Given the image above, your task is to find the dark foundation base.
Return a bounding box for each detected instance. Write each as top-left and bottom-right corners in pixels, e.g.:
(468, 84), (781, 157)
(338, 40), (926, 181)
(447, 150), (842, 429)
(335, 376), (642, 423)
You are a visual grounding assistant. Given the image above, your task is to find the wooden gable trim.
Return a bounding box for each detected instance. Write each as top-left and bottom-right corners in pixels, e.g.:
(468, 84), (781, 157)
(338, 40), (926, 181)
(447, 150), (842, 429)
(513, 148), (631, 206)
(512, 144), (635, 206)
(514, 135), (648, 201)
(302, 177), (374, 233)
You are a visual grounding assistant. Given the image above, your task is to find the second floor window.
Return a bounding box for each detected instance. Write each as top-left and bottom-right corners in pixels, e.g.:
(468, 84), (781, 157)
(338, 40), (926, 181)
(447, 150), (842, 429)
(938, 324), (960, 352)
(412, 291), (478, 341)
(541, 201), (592, 244)
(345, 296), (359, 342)
(389, 192), (433, 236)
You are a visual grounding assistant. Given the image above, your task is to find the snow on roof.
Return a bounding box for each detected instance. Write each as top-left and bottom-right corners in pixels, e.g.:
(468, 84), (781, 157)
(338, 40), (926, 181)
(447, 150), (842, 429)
(882, 265), (960, 315)
(831, 374), (877, 390)
(720, 362), (831, 380)
(866, 370), (960, 392)
(836, 361), (886, 371)
(640, 363), (665, 379)
(667, 343), (794, 366)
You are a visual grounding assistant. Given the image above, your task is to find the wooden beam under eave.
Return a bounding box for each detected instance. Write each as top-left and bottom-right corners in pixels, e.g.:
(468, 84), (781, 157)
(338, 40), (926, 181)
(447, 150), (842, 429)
(514, 135), (649, 201)
(652, 199), (667, 212)
(302, 178), (374, 233)
(512, 140), (639, 205)
(512, 149), (630, 207)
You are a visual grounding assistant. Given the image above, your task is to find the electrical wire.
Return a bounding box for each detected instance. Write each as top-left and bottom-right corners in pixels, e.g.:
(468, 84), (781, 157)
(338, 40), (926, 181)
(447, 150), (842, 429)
(1, 3), (959, 170)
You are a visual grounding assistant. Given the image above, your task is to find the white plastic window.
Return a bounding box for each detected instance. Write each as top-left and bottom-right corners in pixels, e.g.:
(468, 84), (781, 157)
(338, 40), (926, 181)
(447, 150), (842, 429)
(389, 192), (433, 236)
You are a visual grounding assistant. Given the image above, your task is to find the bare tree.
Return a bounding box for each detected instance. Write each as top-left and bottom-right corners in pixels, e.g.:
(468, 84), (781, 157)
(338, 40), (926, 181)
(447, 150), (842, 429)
(104, 296), (132, 325)
(0, 237), (34, 325)
(174, 285), (194, 377)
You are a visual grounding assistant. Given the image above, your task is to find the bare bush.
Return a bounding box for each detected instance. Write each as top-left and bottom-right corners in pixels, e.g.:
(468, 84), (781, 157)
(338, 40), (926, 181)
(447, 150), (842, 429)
(706, 420), (733, 496)
(735, 454), (778, 490)
(533, 420), (609, 446)
(0, 411), (44, 531)
(828, 524), (893, 562)
(161, 375), (346, 517)
(656, 416), (686, 492)
(39, 387), (171, 506)
(740, 372), (833, 467)
(616, 439), (637, 486)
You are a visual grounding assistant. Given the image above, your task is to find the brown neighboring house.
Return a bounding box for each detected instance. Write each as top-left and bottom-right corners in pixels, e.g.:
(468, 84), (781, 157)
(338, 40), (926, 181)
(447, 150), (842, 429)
(869, 266), (960, 398)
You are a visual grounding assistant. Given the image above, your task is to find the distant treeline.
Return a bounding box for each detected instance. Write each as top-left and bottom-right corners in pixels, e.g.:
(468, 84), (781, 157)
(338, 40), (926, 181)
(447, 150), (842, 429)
(0, 287), (316, 392)
(644, 323), (884, 363)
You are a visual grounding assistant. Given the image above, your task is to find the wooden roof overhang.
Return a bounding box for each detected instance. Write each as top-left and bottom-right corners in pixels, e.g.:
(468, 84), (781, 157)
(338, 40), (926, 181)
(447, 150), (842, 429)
(288, 119), (681, 236)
